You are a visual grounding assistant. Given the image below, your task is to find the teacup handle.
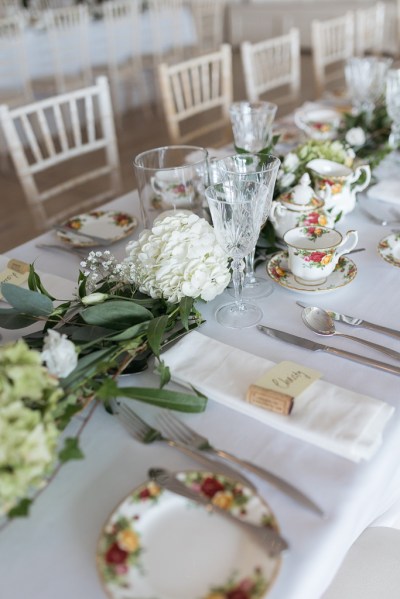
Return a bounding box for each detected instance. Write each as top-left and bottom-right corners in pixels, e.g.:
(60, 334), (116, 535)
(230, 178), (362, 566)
(350, 165), (371, 193)
(334, 230), (359, 264)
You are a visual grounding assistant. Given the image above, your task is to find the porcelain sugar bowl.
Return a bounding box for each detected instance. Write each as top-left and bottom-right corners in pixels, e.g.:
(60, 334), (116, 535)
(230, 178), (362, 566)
(306, 158), (371, 219)
(269, 173), (335, 240)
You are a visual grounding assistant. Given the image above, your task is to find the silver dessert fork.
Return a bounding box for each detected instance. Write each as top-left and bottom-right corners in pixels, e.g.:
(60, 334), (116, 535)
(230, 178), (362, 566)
(157, 411), (324, 517)
(113, 402), (257, 491)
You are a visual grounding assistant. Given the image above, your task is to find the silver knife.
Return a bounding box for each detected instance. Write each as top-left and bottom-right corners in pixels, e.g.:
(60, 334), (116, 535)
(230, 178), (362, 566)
(296, 301), (400, 341)
(53, 226), (111, 246)
(148, 467), (289, 557)
(258, 325), (400, 377)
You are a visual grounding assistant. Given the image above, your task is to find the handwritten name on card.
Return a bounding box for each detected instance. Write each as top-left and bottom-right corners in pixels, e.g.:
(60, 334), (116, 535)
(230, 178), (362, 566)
(0, 259), (30, 300)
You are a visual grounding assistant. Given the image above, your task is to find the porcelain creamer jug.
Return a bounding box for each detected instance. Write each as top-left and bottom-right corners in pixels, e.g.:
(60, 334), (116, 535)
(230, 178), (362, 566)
(306, 159), (371, 218)
(269, 173), (335, 239)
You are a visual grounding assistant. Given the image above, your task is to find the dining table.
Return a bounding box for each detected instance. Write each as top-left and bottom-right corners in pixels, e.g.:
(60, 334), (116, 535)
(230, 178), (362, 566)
(1, 147), (400, 599)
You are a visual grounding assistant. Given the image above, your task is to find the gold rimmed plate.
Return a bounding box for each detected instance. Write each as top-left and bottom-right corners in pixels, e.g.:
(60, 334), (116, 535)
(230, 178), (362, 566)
(56, 210), (137, 247)
(378, 233), (400, 268)
(96, 470), (282, 599)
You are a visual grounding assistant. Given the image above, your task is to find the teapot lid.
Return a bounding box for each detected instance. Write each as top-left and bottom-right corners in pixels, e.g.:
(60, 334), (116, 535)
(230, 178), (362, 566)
(278, 173), (324, 212)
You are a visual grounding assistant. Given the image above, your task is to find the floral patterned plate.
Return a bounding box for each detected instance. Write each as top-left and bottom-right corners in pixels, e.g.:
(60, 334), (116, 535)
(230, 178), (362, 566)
(56, 211), (137, 247)
(377, 233), (400, 268)
(267, 251), (357, 294)
(97, 470), (282, 599)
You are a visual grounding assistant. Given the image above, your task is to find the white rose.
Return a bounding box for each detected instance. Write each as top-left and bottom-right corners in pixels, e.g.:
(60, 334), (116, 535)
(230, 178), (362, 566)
(283, 152), (300, 172)
(345, 127), (366, 147)
(280, 172), (296, 189)
(41, 330), (77, 378)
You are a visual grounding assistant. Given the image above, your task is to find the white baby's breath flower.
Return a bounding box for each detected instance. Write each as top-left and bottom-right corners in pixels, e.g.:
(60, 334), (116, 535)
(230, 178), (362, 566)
(125, 213), (230, 303)
(345, 127), (366, 147)
(41, 330), (77, 378)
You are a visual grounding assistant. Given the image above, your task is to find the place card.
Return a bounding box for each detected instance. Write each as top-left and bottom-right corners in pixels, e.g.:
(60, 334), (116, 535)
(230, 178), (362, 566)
(0, 259), (30, 300)
(246, 361), (322, 416)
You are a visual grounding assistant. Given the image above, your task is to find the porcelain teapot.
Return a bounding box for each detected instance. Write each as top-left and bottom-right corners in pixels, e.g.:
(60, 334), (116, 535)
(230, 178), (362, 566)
(306, 158), (371, 218)
(269, 173), (335, 239)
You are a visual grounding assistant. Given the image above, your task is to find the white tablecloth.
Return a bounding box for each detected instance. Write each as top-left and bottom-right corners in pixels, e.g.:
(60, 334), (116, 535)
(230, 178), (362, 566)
(1, 179), (400, 599)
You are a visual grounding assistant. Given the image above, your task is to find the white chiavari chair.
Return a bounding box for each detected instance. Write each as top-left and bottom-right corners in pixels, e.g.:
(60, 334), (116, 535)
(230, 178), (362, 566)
(311, 12), (355, 98)
(101, 0), (150, 122)
(0, 0), (22, 17)
(189, 0), (226, 55)
(43, 4), (92, 94)
(240, 28), (301, 110)
(0, 76), (121, 231)
(0, 12), (33, 107)
(355, 2), (386, 57)
(145, 0), (187, 66)
(158, 43), (233, 145)
(322, 527), (400, 599)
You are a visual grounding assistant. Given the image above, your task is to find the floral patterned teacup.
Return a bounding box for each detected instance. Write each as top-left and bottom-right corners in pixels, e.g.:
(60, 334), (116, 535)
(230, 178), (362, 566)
(283, 225), (358, 285)
(151, 169), (196, 208)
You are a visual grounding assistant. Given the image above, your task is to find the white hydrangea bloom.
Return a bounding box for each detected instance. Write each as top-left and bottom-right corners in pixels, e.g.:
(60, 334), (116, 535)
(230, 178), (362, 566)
(125, 213), (231, 303)
(41, 330), (77, 378)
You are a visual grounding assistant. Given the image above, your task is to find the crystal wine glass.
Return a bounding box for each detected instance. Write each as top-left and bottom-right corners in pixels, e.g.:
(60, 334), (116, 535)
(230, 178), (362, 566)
(206, 180), (268, 328)
(216, 153), (281, 299)
(345, 57), (392, 120)
(386, 69), (400, 150)
(229, 101), (277, 152)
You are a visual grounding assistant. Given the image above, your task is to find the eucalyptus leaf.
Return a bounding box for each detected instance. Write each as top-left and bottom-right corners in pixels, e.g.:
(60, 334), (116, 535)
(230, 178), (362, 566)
(147, 314), (169, 357)
(82, 300), (153, 329)
(0, 308), (37, 329)
(119, 387), (207, 412)
(60, 347), (116, 388)
(179, 297), (194, 331)
(107, 321), (148, 341)
(1, 283), (54, 317)
(28, 266), (55, 300)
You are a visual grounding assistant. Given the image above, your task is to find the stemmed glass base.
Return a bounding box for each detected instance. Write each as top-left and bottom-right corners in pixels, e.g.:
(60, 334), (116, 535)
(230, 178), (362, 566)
(215, 301), (262, 328)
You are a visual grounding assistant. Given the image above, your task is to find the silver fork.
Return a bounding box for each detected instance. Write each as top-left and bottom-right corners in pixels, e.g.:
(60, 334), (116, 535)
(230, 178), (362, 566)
(113, 402), (257, 491)
(157, 411), (324, 517)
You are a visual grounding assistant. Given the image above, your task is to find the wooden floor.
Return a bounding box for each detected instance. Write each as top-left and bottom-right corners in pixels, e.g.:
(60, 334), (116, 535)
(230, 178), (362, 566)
(0, 50), (318, 253)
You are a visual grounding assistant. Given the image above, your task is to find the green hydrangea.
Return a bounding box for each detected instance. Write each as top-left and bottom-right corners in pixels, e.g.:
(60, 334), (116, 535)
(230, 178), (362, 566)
(296, 139), (355, 167)
(0, 340), (63, 517)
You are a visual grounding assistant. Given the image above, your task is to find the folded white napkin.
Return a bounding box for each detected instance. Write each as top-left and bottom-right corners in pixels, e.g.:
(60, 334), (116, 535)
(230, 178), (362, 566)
(366, 180), (400, 205)
(163, 331), (394, 462)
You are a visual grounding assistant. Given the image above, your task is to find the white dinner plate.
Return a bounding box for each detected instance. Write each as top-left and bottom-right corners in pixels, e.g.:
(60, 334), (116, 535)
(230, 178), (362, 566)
(97, 470), (282, 599)
(267, 251), (357, 294)
(56, 210), (137, 247)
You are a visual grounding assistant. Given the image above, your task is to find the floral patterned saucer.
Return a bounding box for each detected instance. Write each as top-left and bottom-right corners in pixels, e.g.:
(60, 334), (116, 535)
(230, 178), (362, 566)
(267, 251), (357, 294)
(378, 233), (400, 268)
(97, 470), (282, 599)
(56, 210), (137, 247)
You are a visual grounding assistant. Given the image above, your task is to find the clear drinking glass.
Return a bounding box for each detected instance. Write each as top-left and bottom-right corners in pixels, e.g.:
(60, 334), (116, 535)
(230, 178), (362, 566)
(133, 145), (209, 227)
(386, 69), (400, 150)
(216, 154), (281, 299)
(229, 101), (278, 152)
(345, 57), (392, 120)
(206, 180), (267, 328)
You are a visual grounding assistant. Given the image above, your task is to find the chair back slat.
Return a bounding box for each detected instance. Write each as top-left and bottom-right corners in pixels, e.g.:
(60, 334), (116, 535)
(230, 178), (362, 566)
(356, 2), (386, 56)
(0, 76), (121, 231)
(0, 13), (33, 106)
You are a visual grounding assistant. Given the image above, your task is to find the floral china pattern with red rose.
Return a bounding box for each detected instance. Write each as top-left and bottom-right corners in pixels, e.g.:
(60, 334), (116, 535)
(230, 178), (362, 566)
(203, 568), (269, 599)
(301, 226), (330, 241)
(316, 179), (343, 195)
(97, 471), (280, 597)
(378, 233), (400, 268)
(279, 192), (323, 209)
(298, 211), (328, 227)
(64, 211), (134, 231)
(295, 250), (334, 268)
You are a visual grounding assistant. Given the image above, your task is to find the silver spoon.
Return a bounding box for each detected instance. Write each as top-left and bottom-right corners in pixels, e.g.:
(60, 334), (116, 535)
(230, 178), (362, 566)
(302, 306), (400, 362)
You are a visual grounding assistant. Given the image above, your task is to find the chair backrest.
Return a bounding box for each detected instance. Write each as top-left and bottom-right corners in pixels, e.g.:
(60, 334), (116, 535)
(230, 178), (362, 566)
(241, 28), (301, 106)
(146, 0), (187, 64)
(311, 12), (355, 98)
(0, 13), (33, 106)
(189, 0), (226, 54)
(355, 2), (386, 56)
(43, 5), (92, 94)
(158, 43), (233, 145)
(0, 76), (121, 231)
(0, 0), (22, 17)
(101, 0), (148, 114)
